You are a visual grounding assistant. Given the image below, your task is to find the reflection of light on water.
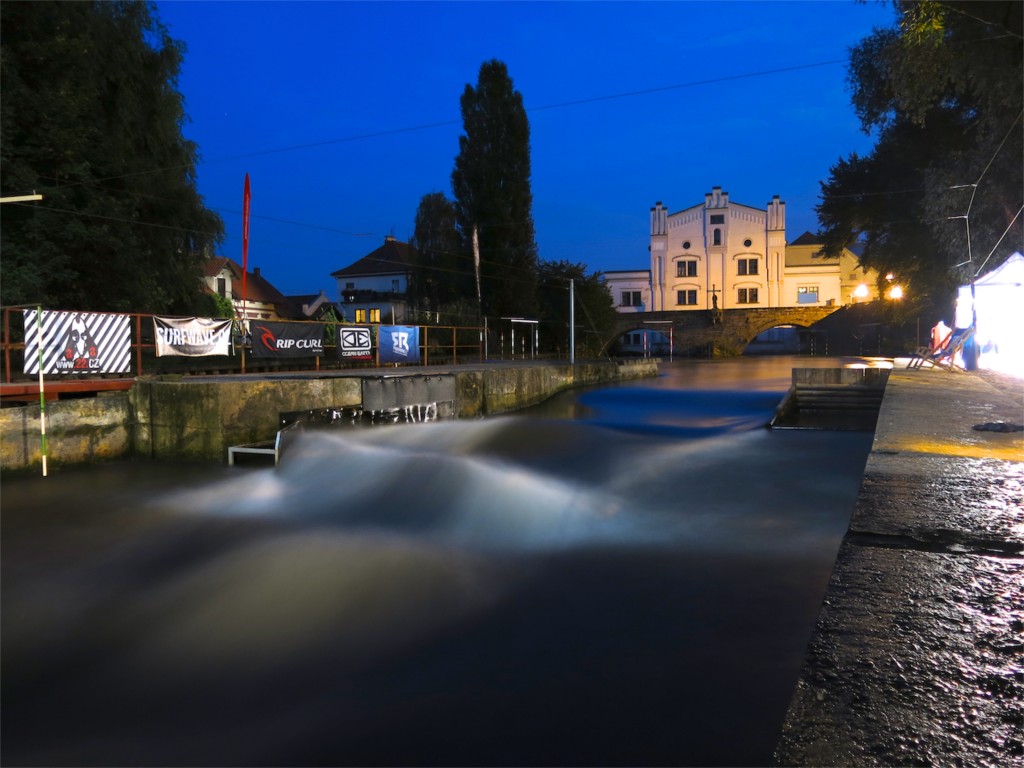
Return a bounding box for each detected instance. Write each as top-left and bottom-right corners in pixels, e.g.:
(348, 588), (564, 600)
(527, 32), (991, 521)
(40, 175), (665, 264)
(136, 532), (513, 670)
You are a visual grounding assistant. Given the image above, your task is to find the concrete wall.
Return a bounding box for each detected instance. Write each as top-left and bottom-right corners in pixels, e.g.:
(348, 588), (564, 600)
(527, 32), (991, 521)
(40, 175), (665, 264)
(0, 394), (133, 474)
(1, 359), (659, 470)
(131, 377), (363, 462)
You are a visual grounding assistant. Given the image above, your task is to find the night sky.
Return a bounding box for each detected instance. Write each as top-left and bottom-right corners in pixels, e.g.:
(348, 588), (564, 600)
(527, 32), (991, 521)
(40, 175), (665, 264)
(156, 0), (897, 296)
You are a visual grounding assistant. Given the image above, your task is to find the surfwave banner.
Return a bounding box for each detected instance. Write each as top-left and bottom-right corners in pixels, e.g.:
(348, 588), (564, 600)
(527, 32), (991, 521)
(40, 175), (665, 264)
(251, 320), (325, 358)
(379, 325), (420, 364)
(23, 310), (131, 374)
(154, 317), (232, 357)
(337, 325), (373, 360)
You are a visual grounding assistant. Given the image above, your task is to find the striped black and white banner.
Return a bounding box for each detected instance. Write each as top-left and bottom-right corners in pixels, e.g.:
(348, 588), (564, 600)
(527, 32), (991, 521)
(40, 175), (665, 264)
(22, 310), (131, 375)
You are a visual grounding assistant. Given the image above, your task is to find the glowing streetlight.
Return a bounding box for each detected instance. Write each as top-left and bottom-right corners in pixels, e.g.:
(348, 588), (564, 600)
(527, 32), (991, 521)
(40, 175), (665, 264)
(853, 284), (870, 302)
(889, 285), (904, 301)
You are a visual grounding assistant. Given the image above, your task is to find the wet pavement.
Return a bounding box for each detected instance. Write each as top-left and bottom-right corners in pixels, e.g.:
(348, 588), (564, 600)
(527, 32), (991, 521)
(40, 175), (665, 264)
(776, 365), (1023, 767)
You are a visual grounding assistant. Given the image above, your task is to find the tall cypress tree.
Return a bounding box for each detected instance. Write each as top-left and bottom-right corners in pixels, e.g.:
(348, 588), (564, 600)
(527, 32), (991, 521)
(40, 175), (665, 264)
(451, 60), (539, 320)
(1, 1), (223, 313)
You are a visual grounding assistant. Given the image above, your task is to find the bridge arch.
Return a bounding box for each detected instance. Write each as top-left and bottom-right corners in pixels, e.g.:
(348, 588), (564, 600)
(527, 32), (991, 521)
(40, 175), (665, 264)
(603, 306), (842, 357)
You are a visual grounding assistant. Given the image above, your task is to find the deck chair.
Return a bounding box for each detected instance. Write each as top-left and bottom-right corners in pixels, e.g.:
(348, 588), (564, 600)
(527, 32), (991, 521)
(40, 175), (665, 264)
(907, 326), (974, 371)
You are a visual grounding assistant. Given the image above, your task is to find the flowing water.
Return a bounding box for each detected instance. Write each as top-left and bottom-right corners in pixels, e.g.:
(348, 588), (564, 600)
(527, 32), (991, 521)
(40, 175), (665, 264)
(2, 356), (879, 766)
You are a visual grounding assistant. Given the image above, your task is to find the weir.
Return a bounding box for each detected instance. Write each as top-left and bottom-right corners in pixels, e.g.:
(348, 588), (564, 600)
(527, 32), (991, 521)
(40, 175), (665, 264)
(229, 376), (459, 465)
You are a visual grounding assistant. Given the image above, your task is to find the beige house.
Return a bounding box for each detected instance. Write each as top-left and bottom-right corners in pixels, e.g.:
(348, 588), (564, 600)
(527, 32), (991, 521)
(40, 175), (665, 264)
(785, 231), (879, 306)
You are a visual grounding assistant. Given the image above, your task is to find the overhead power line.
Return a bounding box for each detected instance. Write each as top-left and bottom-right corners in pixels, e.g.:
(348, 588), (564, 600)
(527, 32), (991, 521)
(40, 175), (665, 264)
(26, 56), (857, 195)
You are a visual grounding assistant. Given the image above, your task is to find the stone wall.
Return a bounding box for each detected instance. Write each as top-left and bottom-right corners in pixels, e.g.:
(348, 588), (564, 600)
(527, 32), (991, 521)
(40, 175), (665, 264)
(0, 394), (133, 473)
(1, 359), (659, 470)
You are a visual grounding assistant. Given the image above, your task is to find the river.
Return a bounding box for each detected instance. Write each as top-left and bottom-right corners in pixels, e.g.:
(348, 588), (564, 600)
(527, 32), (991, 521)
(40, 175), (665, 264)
(2, 356), (879, 766)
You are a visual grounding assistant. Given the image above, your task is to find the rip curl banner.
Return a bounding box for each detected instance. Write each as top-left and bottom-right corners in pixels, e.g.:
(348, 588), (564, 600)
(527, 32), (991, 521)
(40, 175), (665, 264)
(23, 310), (132, 374)
(378, 325), (420, 364)
(251, 320), (325, 358)
(337, 325), (373, 360)
(154, 317), (232, 357)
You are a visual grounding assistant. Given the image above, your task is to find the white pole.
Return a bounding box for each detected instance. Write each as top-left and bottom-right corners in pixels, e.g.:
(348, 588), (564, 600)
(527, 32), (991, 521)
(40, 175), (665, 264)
(36, 307), (48, 477)
(569, 279), (576, 364)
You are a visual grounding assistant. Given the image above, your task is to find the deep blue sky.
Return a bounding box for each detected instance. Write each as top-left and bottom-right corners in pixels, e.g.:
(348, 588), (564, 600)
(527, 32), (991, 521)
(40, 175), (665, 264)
(156, 0), (896, 297)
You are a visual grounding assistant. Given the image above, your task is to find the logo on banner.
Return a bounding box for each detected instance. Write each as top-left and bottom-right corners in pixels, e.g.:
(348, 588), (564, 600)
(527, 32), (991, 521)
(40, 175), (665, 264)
(154, 317), (233, 357)
(392, 332), (410, 357)
(251, 321), (324, 358)
(338, 326), (373, 359)
(23, 311), (131, 374)
(61, 314), (100, 370)
(379, 325), (420, 364)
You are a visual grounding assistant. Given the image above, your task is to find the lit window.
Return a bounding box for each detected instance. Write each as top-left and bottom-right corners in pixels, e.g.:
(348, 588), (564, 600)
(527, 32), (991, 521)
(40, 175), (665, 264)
(354, 309), (367, 323)
(737, 287), (759, 304)
(797, 286), (819, 304)
(369, 308), (381, 323)
(738, 258), (758, 275)
(676, 260), (698, 277)
(677, 289), (698, 306)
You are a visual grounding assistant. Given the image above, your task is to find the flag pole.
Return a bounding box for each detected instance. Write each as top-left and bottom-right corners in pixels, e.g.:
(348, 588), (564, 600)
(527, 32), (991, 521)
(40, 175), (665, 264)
(241, 173), (251, 373)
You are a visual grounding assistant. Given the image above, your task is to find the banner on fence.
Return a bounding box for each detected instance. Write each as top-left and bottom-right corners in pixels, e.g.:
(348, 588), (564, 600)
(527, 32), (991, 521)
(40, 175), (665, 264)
(154, 317), (232, 357)
(379, 325), (420, 364)
(250, 321), (324, 358)
(337, 325), (373, 360)
(23, 310), (132, 374)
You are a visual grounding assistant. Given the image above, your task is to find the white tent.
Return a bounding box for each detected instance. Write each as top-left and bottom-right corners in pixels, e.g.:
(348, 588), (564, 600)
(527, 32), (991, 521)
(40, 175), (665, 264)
(959, 252), (1024, 375)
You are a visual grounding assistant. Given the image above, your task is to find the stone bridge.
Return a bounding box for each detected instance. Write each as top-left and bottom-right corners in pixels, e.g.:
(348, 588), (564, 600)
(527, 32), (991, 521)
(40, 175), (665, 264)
(605, 306), (842, 356)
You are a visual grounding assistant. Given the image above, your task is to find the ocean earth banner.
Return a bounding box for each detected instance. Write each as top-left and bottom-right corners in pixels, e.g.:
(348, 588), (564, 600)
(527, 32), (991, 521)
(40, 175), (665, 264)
(379, 325), (420, 364)
(23, 310), (131, 374)
(154, 317), (232, 357)
(251, 320), (325, 358)
(337, 325), (373, 360)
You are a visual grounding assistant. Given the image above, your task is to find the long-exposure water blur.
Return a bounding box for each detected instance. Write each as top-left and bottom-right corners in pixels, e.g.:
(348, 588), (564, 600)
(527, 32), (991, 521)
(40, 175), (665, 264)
(2, 356), (879, 766)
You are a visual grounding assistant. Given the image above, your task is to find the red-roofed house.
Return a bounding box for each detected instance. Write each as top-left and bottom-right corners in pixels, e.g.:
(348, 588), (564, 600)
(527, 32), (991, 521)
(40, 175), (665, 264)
(201, 257), (290, 320)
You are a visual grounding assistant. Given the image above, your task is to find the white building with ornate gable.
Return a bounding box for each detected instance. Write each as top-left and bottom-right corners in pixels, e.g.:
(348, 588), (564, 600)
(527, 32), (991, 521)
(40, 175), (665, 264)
(603, 186), (879, 315)
(649, 186), (787, 312)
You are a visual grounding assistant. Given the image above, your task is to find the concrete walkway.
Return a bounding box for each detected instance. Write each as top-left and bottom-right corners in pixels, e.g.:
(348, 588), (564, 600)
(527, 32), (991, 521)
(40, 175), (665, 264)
(776, 365), (1023, 767)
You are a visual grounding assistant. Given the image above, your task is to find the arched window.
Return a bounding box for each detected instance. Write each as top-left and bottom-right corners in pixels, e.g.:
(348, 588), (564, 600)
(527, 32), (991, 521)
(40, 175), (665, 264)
(713, 228), (721, 246)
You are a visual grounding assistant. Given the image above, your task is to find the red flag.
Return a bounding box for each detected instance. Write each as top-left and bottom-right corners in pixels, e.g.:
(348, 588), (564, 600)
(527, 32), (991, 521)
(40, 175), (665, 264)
(242, 173), (251, 316)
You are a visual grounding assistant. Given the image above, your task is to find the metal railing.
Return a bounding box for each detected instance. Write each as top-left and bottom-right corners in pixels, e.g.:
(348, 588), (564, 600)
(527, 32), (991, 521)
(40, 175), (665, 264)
(1, 306), (486, 386)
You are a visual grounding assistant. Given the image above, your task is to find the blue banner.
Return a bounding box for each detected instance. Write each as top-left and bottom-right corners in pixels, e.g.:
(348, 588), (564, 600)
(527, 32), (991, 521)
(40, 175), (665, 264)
(378, 325), (420, 364)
